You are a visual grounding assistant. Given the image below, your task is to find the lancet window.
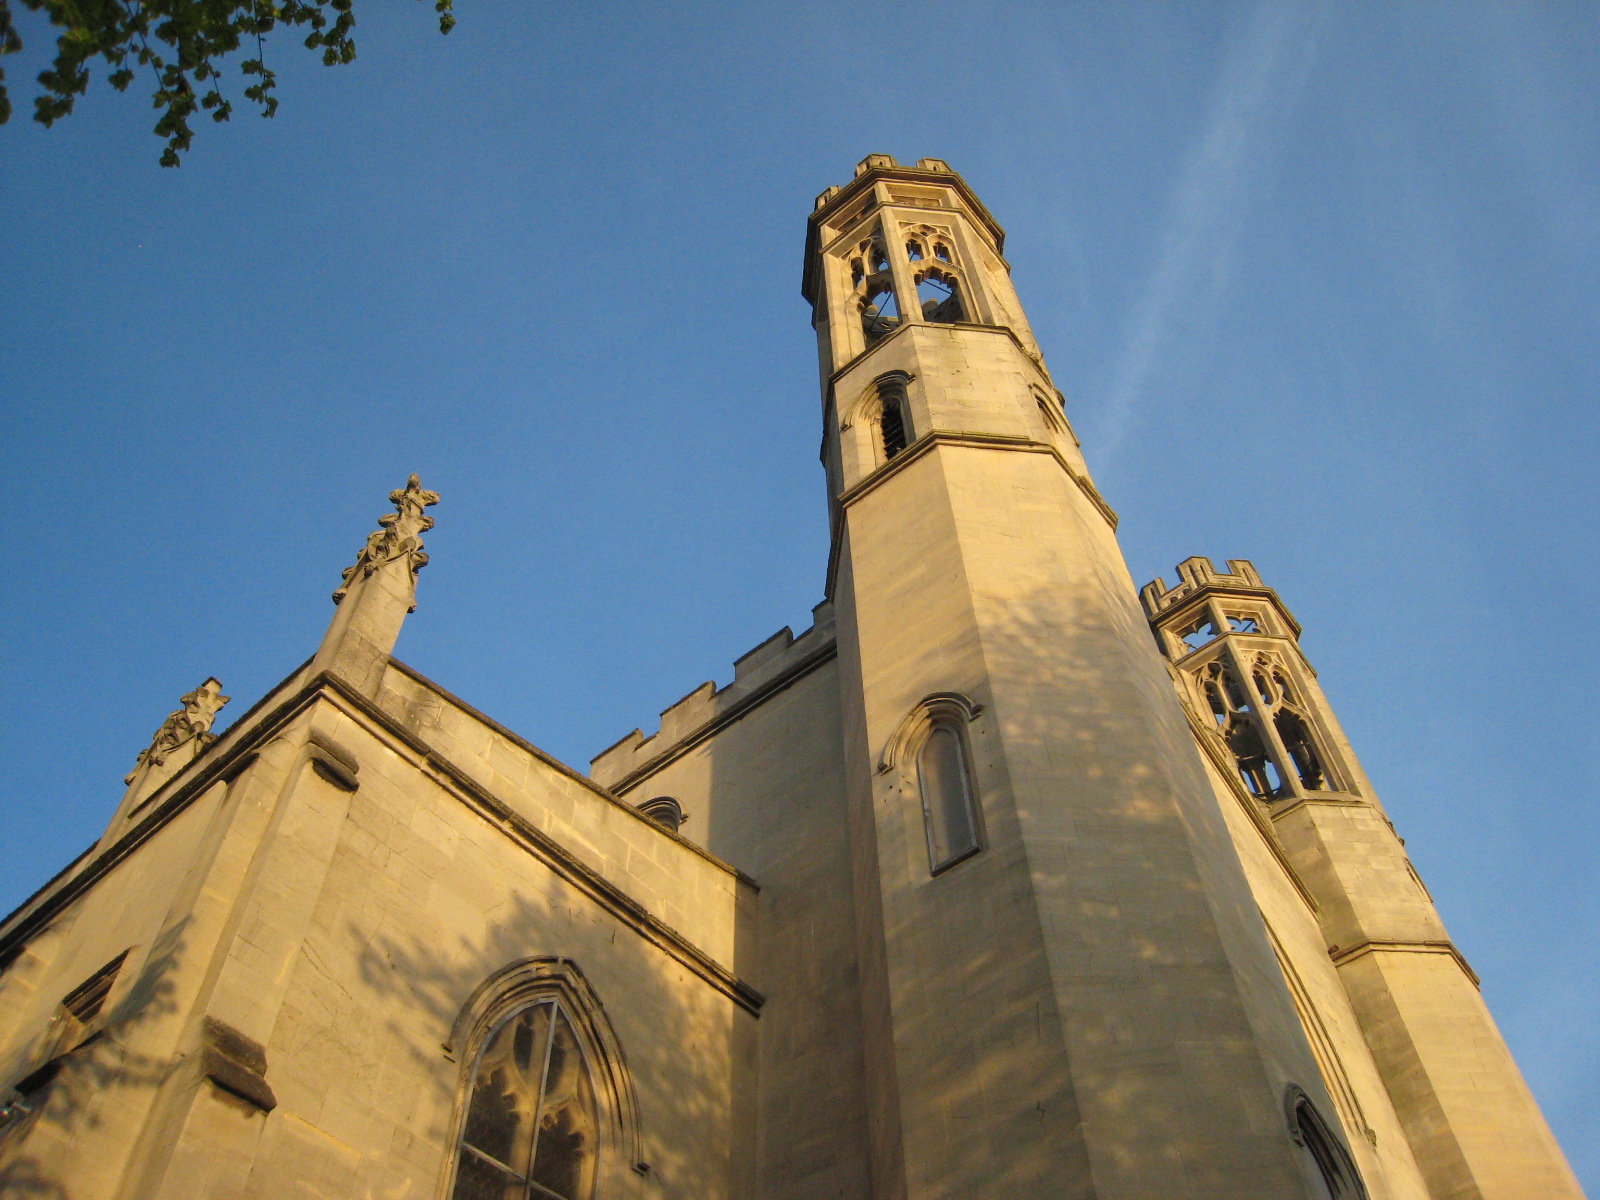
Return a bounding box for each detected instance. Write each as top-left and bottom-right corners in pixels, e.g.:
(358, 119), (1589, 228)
(453, 1000), (601, 1200)
(1198, 654), (1336, 799)
(919, 719), (980, 871)
(850, 236), (901, 347)
(1286, 1086), (1368, 1199)
(916, 270), (964, 323)
(881, 694), (986, 874)
(876, 374), (911, 460)
(1202, 661), (1281, 799)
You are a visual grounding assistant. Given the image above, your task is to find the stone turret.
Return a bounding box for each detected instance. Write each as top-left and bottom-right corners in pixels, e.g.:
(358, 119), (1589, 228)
(1145, 556), (1584, 1199)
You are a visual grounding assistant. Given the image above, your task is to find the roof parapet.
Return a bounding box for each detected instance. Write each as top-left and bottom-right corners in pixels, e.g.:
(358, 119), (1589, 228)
(591, 600), (837, 788)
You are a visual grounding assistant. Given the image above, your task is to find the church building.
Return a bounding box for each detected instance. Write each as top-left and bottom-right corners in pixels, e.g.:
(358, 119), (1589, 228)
(0, 155), (1582, 1200)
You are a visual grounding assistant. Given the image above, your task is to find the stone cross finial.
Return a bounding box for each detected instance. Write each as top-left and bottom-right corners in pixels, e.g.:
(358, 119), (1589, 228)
(124, 678), (230, 784)
(331, 474), (441, 605)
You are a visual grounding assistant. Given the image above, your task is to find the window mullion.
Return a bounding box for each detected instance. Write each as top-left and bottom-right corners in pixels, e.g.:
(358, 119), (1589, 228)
(524, 1001), (561, 1186)
(462, 1142), (524, 1182)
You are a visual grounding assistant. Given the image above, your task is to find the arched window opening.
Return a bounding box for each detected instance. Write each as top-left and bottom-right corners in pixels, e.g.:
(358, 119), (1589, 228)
(861, 286), (900, 345)
(1273, 670), (1296, 705)
(876, 376), (910, 460)
(1287, 1087), (1368, 1200)
(1180, 618), (1218, 653)
(1275, 709), (1326, 790)
(1204, 663), (1285, 799)
(933, 242), (952, 263)
(870, 244), (891, 274)
(636, 796), (684, 832)
(917, 272), (964, 323)
(1225, 613), (1259, 633)
(919, 723), (980, 872)
(454, 1001), (600, 1200)
(1204, 681), (1229, 728)
(906, 239), (925, 261)
(1254, 671), (1273, 707)
(1226, 719), (1281, 799)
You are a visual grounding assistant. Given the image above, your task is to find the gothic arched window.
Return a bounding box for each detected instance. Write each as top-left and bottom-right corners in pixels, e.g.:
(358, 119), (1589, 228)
(916, 269), (964, 323)
(1286, 1085), (1368, 1199)
(876, 374), (911, 460)
(454, 1001), (599, 1200)
(918, 721), (980, 871)
(880, 694), (986, 874)
(446, 959), (641, 1200)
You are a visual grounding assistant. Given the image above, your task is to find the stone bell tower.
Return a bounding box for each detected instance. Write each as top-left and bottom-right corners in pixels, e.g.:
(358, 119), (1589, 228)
(804, 155), (1359, 1199)
(1143, 558), (1584, 1200)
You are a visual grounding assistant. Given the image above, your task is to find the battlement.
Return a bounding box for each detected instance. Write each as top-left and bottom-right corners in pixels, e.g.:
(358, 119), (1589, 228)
(813, 154), (957, 211)
(590, 600), (837, 789)
(1140, 557), (1271, 620)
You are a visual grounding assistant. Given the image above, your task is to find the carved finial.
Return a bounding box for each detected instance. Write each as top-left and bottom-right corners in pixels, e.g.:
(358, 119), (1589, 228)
(332, 473), (441, 604)
(125, 678), (230, 784)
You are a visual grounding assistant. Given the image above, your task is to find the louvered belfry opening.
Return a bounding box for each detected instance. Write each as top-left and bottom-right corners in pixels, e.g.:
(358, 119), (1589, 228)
(878, 376), (909, 459)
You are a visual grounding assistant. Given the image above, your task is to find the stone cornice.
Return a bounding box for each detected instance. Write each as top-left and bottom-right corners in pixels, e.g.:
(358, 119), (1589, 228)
(825, 429), (1119, 598)
(1330, 939), (1480, 989)
(823, 319), (1051, 394)
(384, 659), (754, 887)
(1266, 793), (1368, 821)
(601, 637), (840, 797)
(0, 670), (764, 1017)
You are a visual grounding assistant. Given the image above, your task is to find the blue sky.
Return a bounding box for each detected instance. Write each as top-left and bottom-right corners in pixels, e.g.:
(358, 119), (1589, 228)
(2, 0), (1596, 1184)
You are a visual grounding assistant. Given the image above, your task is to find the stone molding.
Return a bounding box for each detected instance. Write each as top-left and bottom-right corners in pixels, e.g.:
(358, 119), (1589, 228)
(876, 692), (982, 775)
(0, 669), (765, 1018)
(1329, 939), (1480, 989)
(387, 659), (753, 884)
(824, 428), (1119, 601)
(441, 956), (645, 1180)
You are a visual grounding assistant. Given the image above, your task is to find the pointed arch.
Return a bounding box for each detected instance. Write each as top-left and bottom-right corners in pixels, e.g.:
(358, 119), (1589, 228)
(1285, 1083), (1369, 1199)
(442, 957), (643, 1197)
(878, 692), (986, 875)
(845, 371), (917, 465)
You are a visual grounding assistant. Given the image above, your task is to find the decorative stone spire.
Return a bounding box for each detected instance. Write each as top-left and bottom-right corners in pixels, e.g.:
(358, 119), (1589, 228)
(124, 678), (230, 785)
(312, 474), (440, 697)
(331, 473), (440, 607)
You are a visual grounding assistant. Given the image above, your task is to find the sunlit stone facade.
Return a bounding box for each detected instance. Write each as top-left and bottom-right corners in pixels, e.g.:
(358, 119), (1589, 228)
(0, 157), (1581, 1200)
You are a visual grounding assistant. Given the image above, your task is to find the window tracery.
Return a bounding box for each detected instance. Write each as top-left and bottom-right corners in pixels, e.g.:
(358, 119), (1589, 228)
(850, 236), (901, 346)
(454, 1002), (599, 1200)
(1198, 654), (1336, 799)
(446, 959), (640, 1200)
(1202, 661), (1281, 798)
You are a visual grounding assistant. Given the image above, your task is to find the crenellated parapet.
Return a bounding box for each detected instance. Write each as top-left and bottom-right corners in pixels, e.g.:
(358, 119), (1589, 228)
(591, 601), (836, 790)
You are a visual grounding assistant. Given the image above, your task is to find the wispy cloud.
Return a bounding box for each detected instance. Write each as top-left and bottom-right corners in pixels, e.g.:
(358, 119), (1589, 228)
(1094, 0), (1325, 464)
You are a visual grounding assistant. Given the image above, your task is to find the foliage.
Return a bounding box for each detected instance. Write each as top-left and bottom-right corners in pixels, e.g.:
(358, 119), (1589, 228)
(0, 0), (454, 166)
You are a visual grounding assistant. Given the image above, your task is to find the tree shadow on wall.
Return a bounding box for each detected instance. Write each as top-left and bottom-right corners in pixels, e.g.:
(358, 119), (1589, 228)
(841, 566), (1302, 1195)
(348, 875), (756, 1198)
(0, 916), (192, 1200)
